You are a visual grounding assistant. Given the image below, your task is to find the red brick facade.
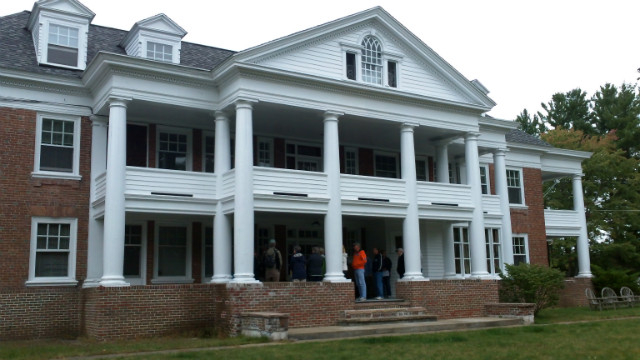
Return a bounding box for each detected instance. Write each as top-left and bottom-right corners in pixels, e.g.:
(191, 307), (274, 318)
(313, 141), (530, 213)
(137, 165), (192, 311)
(510, 168), (548, 266)
(557, 277), (593, 307)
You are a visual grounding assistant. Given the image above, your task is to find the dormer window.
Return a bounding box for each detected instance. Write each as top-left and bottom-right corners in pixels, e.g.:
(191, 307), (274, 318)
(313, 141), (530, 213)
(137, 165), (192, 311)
(361, 36), (382, 85)
(147, 42), (173, 63)
(47, 24), (79, 67)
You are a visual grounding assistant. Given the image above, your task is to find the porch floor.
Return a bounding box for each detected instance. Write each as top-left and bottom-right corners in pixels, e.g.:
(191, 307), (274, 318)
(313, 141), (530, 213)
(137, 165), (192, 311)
(288, 317), (524, 341)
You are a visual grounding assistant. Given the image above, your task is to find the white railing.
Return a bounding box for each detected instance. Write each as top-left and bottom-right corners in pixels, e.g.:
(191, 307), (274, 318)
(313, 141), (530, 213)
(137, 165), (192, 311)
(340, 174), (407, 203)
(482, 194), (502, 214)
(253, 167), (328, 198)
(222, 169), (235, 198)
(416, 182), (473, 207)
(545, 209), (580, 228)
(94, 172), (107, 200)
(125, 167), (216, 199)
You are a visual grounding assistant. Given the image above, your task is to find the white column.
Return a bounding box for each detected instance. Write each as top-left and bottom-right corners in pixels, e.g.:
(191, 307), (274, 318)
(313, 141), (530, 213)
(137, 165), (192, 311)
(442, 223), (457, 278)
(231, 99), (259, 283)
(465, 132), (489, 278)
(211, 111), (233, 283)
(323, 111), (348, 282)
(100, 98), (130, 287)
(84, 116), (107, 288)
(436, 141), (450, 183)
(400, 123), (426, 281)
(494, 149), (514, 266)
(573, 174), (592, 278)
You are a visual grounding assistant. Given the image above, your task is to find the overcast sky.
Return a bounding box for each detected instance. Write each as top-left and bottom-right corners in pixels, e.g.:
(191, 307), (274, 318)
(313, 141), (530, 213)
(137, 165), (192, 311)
(2, 0), (639, 120)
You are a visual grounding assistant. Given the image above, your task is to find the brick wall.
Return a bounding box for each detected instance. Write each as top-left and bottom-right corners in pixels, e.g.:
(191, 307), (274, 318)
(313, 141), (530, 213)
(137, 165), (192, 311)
(558, 277), (592, 307)
(396, 280), (500, 319)
(84, 285), (218, 340)
(214, 282), (354, 335)
(0, 107), (91, 289)
(0, 288), (81, 340)
(510, 167), (548, 266)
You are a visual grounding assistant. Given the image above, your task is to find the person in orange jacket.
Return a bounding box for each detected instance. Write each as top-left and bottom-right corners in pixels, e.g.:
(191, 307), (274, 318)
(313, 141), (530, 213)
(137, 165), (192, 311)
(352, 242), (367, 301)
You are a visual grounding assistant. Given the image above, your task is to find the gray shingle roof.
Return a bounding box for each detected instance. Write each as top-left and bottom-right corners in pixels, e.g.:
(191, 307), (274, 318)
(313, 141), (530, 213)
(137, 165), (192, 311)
(0, 11), (235, 78)
(505, 129), (551, 147)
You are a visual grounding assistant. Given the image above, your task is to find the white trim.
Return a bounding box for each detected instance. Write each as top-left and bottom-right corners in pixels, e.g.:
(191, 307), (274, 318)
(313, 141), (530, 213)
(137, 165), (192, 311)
(344, 147), (359, 175)
(284, 140), (323, 172)
(32, 112), (82, 180)
(156, 125), (193, 171)
(415, 155), (428, 182)
(152, 222), (193, 283)
(479, 164), (490, 195)
(257, 136), (274, 167)
(26, 217), (78, 286)
(123, 223), (147, 286)
(38, 16), (89, 70)
(506, 167), (525, 206)
(512, 234), (530, 265)
(485, 227), (502, 274)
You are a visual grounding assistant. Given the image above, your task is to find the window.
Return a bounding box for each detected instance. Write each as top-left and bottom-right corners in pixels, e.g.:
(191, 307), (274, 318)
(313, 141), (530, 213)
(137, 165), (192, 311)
(485, 228), (502, 274)
(123, 225), (145, 284)
(507, 169), (524, 204)
(513, 235), (529, 265)
(203, 227), (213, 279)
(286, 143), (322, 171)
(34, 114), (81, 179)
(374, 153), (398, 178)
(361, 36), (382, 85)
(257, 137), (273, 167)
(344, 148), (358, 175)
(346, 52), (356, 80)
(387, 61), (397, 88)
(154, 225), (192, 283)
(204, 134), (215, 173)
(416, 158), (428, 181)
(27, 217), (77, 286)
(147, 41), (173, 62)
(47, 24), (79, 67)
(453, 227), (470, 276)
(158, 129), (191, 171)
(480, 165), (490, 195)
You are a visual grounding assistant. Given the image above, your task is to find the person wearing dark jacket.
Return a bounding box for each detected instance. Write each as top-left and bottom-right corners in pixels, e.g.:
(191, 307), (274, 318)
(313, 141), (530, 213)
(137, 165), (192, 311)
(307, 246), (324, 282)
(382, 250), (392, 298)
(289, 245), (306, 281)
(372, 248), (384, 300)
(396, 248), (405, 279)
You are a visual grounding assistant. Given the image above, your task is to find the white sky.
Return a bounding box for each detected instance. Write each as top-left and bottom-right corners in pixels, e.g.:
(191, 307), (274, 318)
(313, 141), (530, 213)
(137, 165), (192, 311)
(2, 0), (639, 120)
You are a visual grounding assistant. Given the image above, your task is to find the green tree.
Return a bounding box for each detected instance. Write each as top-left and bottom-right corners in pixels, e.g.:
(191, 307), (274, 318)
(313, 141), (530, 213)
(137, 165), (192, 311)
(539, 88), (594, 135)
(591, 83), (640, 158)
(515, 109), (546, 137)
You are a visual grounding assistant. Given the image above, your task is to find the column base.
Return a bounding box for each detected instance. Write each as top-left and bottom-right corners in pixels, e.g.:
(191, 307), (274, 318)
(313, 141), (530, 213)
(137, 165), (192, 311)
(82, 278), (101, 288)
(575, 272), (593, 278)
(229, 274), (261, 284)
(210, 275), (233, 284)
(99, 276), (130, 287)
(443, 274), (461, 280)
(468, 272), (495, 280)
(398, 273), (429, 282)
(322, 273), (350, 283)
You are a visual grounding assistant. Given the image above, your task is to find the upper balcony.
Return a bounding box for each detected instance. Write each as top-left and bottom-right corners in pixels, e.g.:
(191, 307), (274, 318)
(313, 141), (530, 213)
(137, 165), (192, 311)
(544, 209), (582, 237)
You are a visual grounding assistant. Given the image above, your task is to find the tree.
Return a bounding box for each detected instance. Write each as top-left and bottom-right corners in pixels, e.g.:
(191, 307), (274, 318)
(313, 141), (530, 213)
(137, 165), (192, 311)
(515, 109), (546, 137)
(539, 88), (594, 135)
(591, 83), (640, 158)
(499, 263), (565, 315)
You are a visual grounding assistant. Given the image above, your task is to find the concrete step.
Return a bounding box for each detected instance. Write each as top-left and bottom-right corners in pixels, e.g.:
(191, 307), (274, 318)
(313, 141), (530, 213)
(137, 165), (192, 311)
(289, 317), (525, 341)
(339, 307), (437, 325)
(354, 298), (411, 310)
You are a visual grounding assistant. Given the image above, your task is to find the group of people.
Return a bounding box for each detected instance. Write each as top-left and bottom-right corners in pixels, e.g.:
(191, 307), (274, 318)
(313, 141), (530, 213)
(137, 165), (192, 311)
(259, 239), (407, 302)
(352, 243), (404, 301)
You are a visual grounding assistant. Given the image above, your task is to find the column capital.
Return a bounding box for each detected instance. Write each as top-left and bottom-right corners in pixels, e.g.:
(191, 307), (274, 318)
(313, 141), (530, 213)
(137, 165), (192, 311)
(572, 173), (584, 180)
(401, 122), (420, 131)
(90, 115), (108, 127)
(108, 96), (131, 108)
(235, 97), (259, 110)
(323, 111), (343, 122)
(214, 110), (229, 121)
(493, 148), (508, 157)
(464, 132), (481, 141)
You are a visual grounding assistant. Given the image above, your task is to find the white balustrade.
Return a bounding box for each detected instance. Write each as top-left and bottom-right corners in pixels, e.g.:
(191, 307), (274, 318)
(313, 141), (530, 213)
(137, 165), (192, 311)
(340, 174), (407, 203)
(253, 167), (328, 198)
(482, 194), (502, 215)
(125, 166), (216, 199)
(94, 172), (107, 200)
(545, 209), (581, 237)
(416, 182), (472, 207)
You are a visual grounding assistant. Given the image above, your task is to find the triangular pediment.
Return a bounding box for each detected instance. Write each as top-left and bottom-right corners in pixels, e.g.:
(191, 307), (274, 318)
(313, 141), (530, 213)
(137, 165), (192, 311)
(233, 7), (495, 110)
(132, 13), (187, 37)
(28, 0), (95, 30)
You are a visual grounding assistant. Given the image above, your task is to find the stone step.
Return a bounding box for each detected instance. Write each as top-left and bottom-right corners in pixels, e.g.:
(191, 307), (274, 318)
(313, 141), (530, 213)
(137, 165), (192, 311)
(289, 317), (525, 341)
(339, 307), (437, 325)
(354, 298), (411, 310)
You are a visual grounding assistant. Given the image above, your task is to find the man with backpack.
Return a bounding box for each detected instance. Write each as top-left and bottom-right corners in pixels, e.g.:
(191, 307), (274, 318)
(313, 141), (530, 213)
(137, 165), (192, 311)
(264, 239), (283, 282)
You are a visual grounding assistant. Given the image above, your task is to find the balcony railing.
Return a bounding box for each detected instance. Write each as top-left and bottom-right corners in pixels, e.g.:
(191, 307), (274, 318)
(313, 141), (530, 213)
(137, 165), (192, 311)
(340, 174), (407, 203)
(125, 166), (216, 199)
(94, 172), (107, 201)
(482, 194), (502, 215)
(416, 181), (472, 207)
(254, 167), (328, 198)
(545, 209), (581, 237)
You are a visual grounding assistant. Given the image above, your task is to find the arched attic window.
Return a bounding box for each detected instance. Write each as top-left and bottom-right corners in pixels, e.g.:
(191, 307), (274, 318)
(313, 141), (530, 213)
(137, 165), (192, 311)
(361, 35), (383, 85)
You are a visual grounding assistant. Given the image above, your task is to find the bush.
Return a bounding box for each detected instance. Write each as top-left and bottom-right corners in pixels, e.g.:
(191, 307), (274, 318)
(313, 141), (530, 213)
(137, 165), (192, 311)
(499, 263), (565, 315)
(591, 265), (640, 294)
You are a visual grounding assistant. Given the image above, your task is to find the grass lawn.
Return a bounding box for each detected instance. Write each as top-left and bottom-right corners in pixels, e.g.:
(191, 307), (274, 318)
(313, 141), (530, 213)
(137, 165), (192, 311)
(2, 307), (640, 360)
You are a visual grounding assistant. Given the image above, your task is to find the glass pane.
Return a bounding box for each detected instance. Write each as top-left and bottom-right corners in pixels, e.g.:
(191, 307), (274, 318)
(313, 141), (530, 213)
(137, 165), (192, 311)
(60, 224), (70, 237)
(35, 252), (68, 277)
(48, 237), (59, 249)
(158, 247), (186, 277)
(40, 145), (73, 172)
(123, 246), (141, 276)
(37, 237), (47, 249)
(37, 224), (48, 236)
(59, 237), (69, 250)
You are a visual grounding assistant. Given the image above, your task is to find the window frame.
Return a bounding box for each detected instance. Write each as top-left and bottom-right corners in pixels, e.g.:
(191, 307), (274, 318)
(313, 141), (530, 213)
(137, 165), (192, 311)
(146, 41), (173, 63)
(512, 234), (530, 265)
(485, 227), (502, 275)
(203, 131), (215, 173)
(479, 164), (490, 195)
(361, 35), (383, 85)
(27, 217), (78, 286)
(123, 223), (147, 286)
(202, 226), (213, 282)
(285, 141), (323, 172)
(33, 113), (82, 180)
(40, 19), (88, 70)
(453, 226), (470, 277)
(344, 147), (359, 175)
(156, 126), (193, 171)
(257, 137), (274, 167)
(374, 151), (399, 179)
(415, 156), (428, 182)
(506, 168), (525, 205)
(152, 222), (193, 284)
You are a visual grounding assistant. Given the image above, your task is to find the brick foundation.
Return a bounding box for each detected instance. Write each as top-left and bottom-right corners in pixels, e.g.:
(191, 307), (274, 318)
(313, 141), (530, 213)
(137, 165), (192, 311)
(0, 288), (81, 340)
(557, 277), (593, 307)
(396, 280), (500, 319)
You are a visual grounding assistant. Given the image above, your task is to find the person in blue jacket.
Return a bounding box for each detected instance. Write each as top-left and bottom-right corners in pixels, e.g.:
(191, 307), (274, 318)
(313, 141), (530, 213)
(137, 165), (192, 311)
(289, 245), (307, 282)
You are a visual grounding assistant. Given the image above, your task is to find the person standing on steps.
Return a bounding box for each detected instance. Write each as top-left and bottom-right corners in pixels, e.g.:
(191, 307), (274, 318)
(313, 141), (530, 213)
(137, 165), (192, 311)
(307, 246), (324, 282)
(264, 239), (283, 282)
(372, 248), (384, 300)
(289, 245), (306, 282)
(382, 250), (392, 298)
(396, 248), (405, 279)
(352, 242), (367, 301)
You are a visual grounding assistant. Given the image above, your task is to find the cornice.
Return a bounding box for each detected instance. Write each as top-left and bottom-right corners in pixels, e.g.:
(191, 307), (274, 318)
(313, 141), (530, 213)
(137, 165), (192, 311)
(0, 68), (87, 96)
